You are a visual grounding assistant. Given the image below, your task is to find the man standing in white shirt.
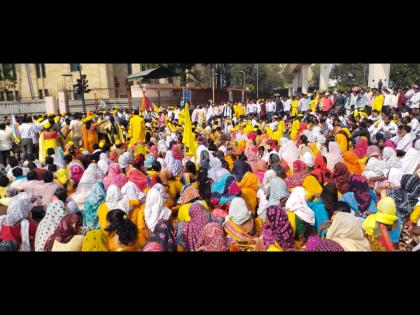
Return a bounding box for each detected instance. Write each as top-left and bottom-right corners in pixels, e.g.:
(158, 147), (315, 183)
(382, 89), (393, 115)
(283, 96), (291, 113)
(19, 116), (35, 157)
(191, 105), (199, 123)
(0, 122), (13, 166)
(222, 102), (233, 119)
(299, 94), (310, 113)
(69, 113), (83, 148)
(266, 98), (276, 122)
(391, 89), (399, 111)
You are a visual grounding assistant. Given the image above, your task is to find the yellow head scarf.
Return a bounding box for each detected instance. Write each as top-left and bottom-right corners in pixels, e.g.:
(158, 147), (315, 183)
(302, 175), (323, 199)
(362, 197), (398, 236)
(56, 168), (69, 185)
(238, 171), (259, 191)
(335, 133), (348, 153)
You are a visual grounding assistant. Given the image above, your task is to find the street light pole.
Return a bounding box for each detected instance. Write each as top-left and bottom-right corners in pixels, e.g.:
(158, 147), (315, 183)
(78, 64), (87, 113)
(212, 67), (215, 104)
(256, 64), (259, 99)
(239, 71), (246, 102)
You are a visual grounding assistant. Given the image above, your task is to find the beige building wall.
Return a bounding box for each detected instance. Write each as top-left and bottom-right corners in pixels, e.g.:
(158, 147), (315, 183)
(11, 63), (143, 101)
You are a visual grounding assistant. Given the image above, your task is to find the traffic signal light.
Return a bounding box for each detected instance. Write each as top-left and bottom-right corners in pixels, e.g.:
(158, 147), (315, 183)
(81, 75), (91, 93)
(73, 76), (91, 95)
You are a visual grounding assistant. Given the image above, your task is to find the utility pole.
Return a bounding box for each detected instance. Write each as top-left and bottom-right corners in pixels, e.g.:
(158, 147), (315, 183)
(78, 64), (86, 113)
(212, 67), (215, 104)
(256, 64), (259, 99)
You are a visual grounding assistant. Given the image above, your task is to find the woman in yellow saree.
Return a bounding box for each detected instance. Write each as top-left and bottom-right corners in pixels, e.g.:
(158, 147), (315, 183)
(39, 120), (60, 164)
(290, 119), (300, 141)
(81, 118), (99, 153)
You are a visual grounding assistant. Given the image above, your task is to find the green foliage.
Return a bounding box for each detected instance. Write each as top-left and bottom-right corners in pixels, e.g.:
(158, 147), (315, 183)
(330, 64), (368, 90)
(390, 64), (420, 88)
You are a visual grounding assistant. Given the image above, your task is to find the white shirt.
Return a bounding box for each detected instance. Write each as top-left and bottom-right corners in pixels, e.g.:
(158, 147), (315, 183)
(374, 121), (398, 136)
(409, 118), (419, 134)
(19, 123), (36, 139)
(283, 99), (291, 112)
(69, 119), (83, 138)
(0, 128), (13, 151)
(391, 94), (399, 108)
(174, 109), (180, 120)
(205, 107), (214, 121)
(383, 93), (393, 106)
(408, 92), (420, 109)
(391, 133), (413, 152)
(267, 101), (276, 113)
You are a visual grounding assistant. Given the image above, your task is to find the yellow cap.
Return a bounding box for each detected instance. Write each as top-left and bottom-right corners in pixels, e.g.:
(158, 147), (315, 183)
(67, 141), (74, 146)
(115, 140), (121, 145)
(99, 140), (106, 148)
(37, 117), (44, 123)
(54, 116), (60, 123)
(44, 121), (51, 129)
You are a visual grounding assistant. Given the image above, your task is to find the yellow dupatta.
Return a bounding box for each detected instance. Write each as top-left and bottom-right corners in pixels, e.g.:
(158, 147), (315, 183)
(302, 175), (323, 200)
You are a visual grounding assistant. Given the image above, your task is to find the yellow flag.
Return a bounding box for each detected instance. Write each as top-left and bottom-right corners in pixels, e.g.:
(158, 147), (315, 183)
(152, 102), (159, 112)
(182, 102), (197, 160)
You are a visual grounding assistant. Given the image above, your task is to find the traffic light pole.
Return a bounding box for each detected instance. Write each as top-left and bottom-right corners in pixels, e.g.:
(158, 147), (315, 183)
(78, 65), (87, 113)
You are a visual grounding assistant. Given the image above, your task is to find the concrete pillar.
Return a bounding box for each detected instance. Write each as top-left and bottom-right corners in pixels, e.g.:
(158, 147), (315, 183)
(320, 64), (331, 91)
(301, 64), (309, 94)
(292, 73), (299, 95)
(368, 64), (390, 89)
(45, 96), (58, 114)
(58, 91), (69, 114)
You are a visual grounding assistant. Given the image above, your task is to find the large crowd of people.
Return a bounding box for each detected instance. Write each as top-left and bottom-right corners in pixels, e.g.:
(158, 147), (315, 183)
(0, 83), (419, 252)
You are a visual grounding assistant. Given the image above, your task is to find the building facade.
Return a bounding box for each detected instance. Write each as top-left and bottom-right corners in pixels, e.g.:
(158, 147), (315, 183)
(1, 63), (143, 102)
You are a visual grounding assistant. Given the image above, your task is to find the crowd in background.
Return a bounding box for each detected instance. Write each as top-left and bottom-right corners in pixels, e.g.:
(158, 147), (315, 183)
(0, 82), (419, 252)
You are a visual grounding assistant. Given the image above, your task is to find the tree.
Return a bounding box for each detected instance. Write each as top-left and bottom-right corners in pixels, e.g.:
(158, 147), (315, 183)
(390, 64), (420, 88)
(227, 64), (286, 95)
(330, 64), (368, 90)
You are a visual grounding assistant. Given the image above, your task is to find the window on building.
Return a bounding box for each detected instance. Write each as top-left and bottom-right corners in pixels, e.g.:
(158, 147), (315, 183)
(44, 89), (49, 97)
(15, 91), (19, 101)
(38, 89), (43, 99)
(70, 64), (79, 72)
(36, 64), (46, 78)
(127, 64), (132, 75)
(6, 91), (14, 101)
(0, 93), (5, 101)
(73, 91), (82, 100)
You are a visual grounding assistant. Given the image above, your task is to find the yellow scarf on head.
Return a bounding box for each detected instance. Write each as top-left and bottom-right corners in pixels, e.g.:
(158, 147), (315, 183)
(302, 175), (323, 200)
(362, 197), (398, 236)
(336, 133), (348, 153)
